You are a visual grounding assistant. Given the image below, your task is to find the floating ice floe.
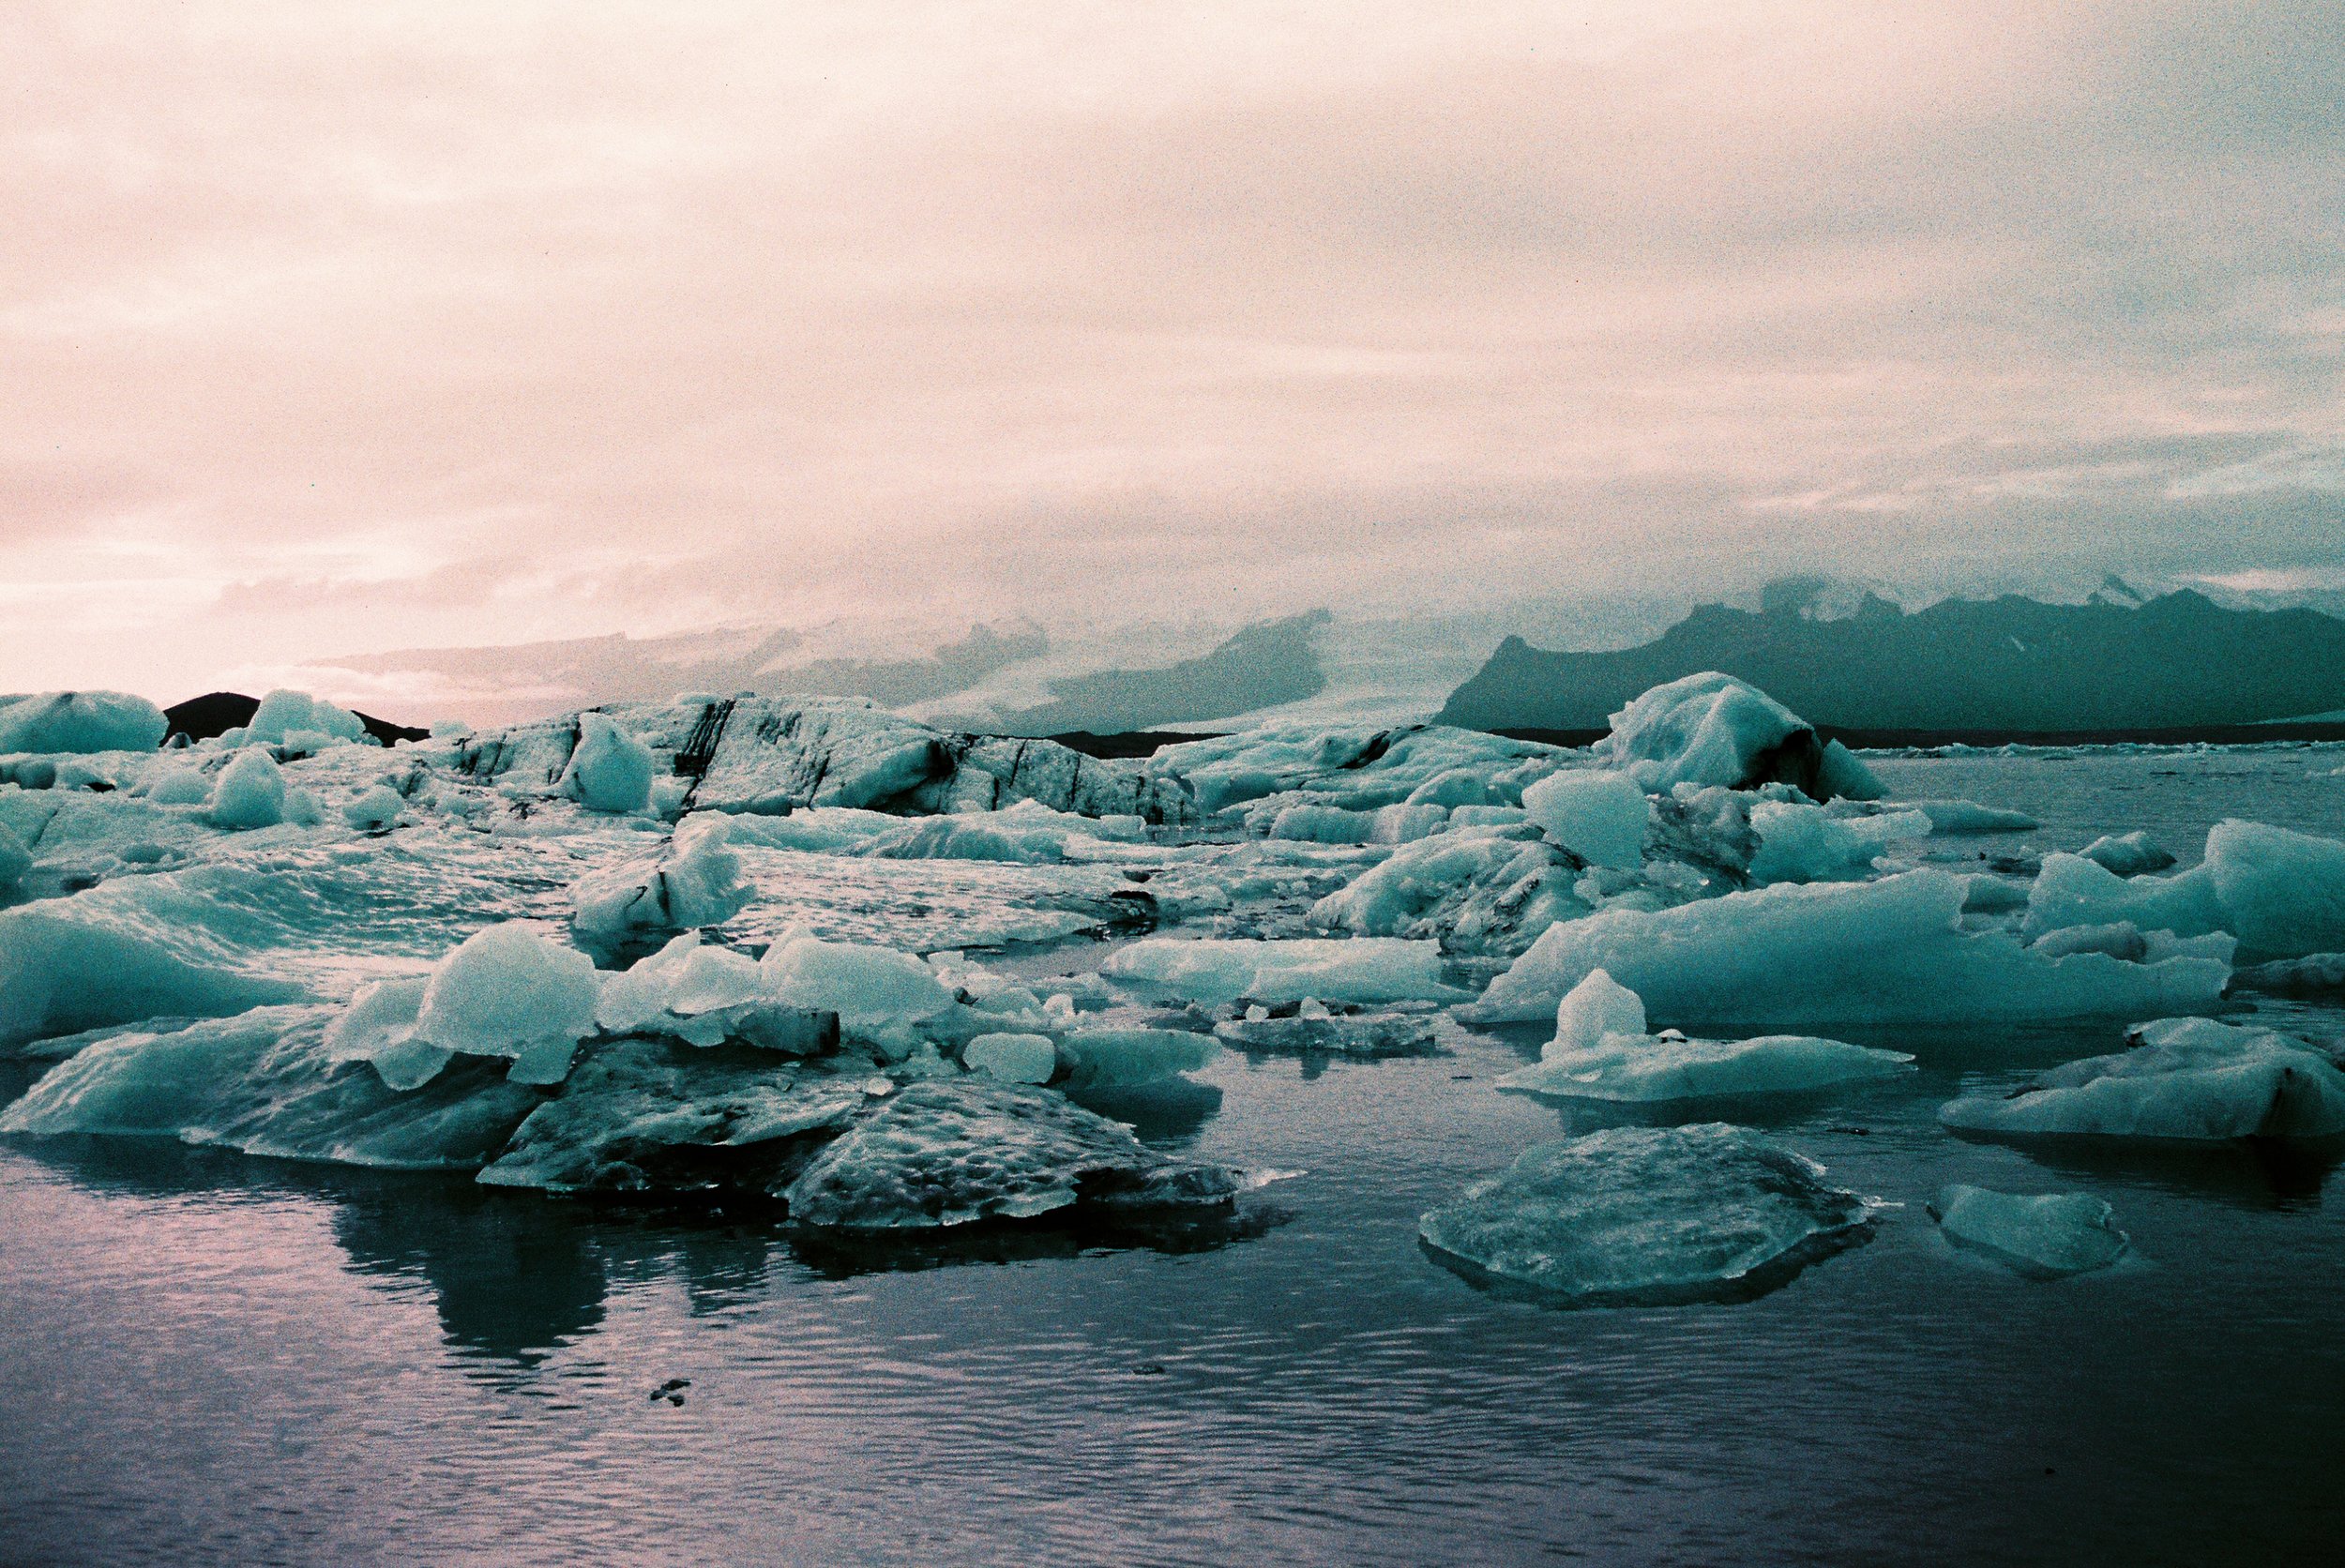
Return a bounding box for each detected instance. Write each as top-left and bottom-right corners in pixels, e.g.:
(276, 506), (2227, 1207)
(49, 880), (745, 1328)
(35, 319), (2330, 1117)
(1102, 935), (1468, 1007)
(1939, 1017), (2345, 1140)
(1418, 1123), (1873, 1304)
(1496, 969), (1913, 1102)
(0, 690), (169, 756)
(2024, 819), (2345, 961)
(1469, 870), (2232, 1028)
(1905, 799), (2039, 835)
(1929, 1185), (2128, 1277)
(780, 1078), (1238, 1229)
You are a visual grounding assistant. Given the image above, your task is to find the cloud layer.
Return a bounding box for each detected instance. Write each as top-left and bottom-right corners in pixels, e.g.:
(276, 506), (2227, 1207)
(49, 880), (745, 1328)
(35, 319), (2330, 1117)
(5, 1), (2341, 699)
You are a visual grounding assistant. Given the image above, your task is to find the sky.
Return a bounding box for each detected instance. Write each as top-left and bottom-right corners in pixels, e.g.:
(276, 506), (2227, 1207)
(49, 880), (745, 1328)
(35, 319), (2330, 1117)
(5, 0), (2343, 703)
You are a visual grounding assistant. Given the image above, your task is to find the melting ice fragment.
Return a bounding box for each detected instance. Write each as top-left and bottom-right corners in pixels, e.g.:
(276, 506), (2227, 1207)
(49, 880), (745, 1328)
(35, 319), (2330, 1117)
(1054, 1027), (1219, 1087)
(1101, 935), (1466, 1006)
(1939, 1017), (2345, 1140)
(571, 813), (753, 942)
(322, 975), (452, 1091)
(1929, 1185), (2127, 1277)
(1497, 969), (1913, 1102)
(962, 1032), (1059, 1083)
(1418, 1123), (1872, 1305)
(1746, 800), (1929, 885)
(780, 1078), (1239, 1229)
(2078, 831), (2176, 878)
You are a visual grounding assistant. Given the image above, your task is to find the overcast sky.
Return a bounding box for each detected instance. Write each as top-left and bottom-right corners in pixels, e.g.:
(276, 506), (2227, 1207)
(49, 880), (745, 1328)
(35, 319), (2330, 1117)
(6, 1), (2342, 700)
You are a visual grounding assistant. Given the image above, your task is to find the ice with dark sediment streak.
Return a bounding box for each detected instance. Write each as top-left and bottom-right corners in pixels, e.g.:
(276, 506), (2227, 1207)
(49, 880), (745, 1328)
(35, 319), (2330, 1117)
(1929, 1185), (2128, 1277)
(781, 1078), (1239, 1229)
(1419, 1123), (1873, 1304)
(1939, 1018), (2345, 1141)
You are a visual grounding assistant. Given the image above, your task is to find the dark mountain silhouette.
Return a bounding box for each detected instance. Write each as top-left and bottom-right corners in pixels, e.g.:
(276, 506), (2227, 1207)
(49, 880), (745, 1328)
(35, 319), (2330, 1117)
(1437, 589), (2345, 734)
(990, 611), (1331, 735)
(164, 692), (429, 746)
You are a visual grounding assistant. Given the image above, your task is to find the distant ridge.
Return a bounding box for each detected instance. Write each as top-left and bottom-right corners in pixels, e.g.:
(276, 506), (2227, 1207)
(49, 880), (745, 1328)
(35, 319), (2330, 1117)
(1437, 589), (2345, 733)
(988, 611), (1331, 735)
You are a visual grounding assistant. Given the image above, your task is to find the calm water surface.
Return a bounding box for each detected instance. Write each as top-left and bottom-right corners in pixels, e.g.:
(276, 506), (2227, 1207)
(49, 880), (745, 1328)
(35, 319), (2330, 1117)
(4, 748), (2344, 1566)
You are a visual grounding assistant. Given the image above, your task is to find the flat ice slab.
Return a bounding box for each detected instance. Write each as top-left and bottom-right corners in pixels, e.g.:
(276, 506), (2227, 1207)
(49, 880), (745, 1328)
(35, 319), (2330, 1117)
(1929, 1184), (2127, 1277)
(1418, 1123), (1872, 1305)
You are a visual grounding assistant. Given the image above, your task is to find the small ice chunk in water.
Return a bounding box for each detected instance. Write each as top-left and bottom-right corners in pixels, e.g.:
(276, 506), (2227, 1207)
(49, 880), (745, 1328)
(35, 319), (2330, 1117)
(414, 923), (603, 1084)
(760, 931), (955, 1051)
(1929, 1185), (2127, 1277)
(963, 1033), (1059, 1084)
(207, 748), (287, 830)
(1102, 936), (1464, 1006)
(1500, 969), (1912, 1101)
(1056, 1028), (1219, 1087)
(2078, 830), (2176, 878)
(1520, 770), (1647, 869)
(1907, 799), (2039, 835)
(1418, 1123), (1871, 1304)
(1939, 1017), (2345, 1140)
(2025, 820), (2345, 961)
(561, 712), (656, 813)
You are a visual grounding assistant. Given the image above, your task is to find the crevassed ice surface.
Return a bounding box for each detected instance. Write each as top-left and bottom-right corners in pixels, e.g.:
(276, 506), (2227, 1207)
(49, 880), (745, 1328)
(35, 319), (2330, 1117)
(6, 732), (2345, 1563)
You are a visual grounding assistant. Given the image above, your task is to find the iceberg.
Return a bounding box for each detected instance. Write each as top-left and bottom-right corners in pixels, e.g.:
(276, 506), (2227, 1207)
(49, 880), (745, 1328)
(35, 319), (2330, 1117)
(1102, 935), (1466, 1007)
(759, 931), (956, 1053)
(1907, 799), (2039, 835)
(1596, 672), (1827, 795)
(1929, 1184), (2127, 1277)
(1497, 970), (1913, 1101)
(560, 712), (656, 814)
(207, 748), (288, 830)
(477, 1037), (870, 1194)
(0, 690), (168, 756)
(1940, 1017), (2345, 1141)
(2024, 820), (2345, 961)
(1305, 826), (1579, 954)
(1470, 870), (2232, 1028)
(1418, 1123), (1872, 1304)
(1054, 1027), (1219, 1087)
(236, 690), (371, 750)
(340, 785), (408, 832)
(780, 1078), (1238, 1229)
(414, 922), (604, 1085)
(1520, 769), (1647, 869)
